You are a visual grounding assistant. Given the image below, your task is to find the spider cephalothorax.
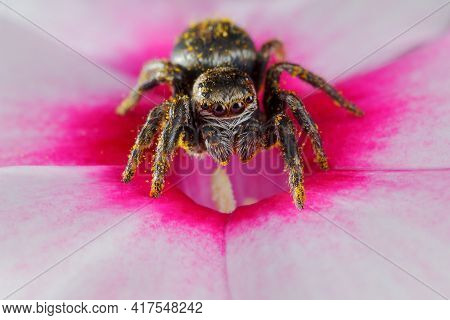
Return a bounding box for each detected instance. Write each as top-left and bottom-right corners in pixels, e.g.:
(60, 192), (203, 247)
(118, 19), (362, 209)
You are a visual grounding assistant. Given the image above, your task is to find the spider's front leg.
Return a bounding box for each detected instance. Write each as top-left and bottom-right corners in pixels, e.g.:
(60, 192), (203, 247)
(122, 95), (196, 199)
(122, 104), (165, 183)
(116, 59), (186, 115)
(150, 95), (194, 197)
(264, 113), (305, 209)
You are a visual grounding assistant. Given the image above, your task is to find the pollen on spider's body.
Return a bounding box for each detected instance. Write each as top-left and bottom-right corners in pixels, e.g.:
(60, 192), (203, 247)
(117, 18), (362, 211)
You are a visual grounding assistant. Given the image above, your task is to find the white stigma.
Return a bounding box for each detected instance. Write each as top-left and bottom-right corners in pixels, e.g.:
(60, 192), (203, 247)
(211, 167), (236, 214)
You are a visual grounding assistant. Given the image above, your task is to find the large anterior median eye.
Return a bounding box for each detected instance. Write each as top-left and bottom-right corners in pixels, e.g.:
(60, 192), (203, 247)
(231, 102), (244, 114)
(245, 96), (254, 104)
(212, 103), (226, 116)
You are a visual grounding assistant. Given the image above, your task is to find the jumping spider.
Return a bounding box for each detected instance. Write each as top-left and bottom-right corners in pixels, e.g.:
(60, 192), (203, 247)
(118, 19), (362, 209)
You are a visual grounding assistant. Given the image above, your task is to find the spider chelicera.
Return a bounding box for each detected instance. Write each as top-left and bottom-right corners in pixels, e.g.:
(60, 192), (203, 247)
(118, 19), (363, 209)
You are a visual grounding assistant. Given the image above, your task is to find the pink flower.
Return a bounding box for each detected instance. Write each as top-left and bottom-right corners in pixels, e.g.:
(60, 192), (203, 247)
(1, 1), (449, 299)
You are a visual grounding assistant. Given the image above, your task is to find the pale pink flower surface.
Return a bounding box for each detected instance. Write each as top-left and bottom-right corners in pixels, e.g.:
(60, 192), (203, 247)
(0, 0), (449, 299)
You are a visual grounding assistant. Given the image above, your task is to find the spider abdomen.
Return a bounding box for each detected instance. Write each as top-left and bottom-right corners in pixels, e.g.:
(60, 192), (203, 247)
(171, 19), (257, 82)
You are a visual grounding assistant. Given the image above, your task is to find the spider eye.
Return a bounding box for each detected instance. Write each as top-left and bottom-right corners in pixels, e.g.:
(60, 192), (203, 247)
(201, 102), (209, 110)
(212, 103), (226, 116)
(231, 102), (244, 114)
(245, 96), (254, 104)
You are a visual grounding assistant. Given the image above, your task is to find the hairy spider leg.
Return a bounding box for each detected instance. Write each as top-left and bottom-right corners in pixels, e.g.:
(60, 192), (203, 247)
(268, 62), (364, 116)
(254, 39), (285, 90)
(264, 67), (329, 170)
(265, 113), (305, 209)
(151, 95), (193, 197)
(122, 104), (165, 182)
(116, 59), (186, 115)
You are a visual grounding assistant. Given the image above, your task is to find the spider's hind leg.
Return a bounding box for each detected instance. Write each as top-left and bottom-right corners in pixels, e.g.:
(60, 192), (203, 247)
(116, 59), (186, 115)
